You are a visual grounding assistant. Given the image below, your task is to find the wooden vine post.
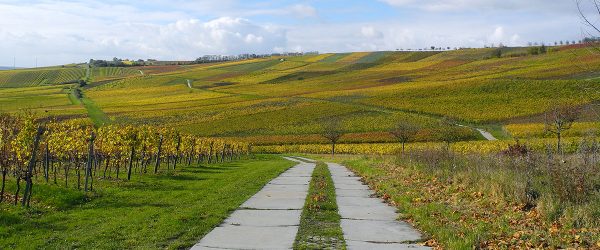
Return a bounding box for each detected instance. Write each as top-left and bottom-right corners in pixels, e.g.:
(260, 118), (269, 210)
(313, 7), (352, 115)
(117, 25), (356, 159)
(84, 132), (95, 192)
(154, 134), (163, 174)
(22, 126), (44, 207)
(127, 134), (137, 181)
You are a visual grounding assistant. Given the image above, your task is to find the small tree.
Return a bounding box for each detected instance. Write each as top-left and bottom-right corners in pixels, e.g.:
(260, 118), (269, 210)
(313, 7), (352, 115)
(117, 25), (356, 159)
(528, 47), (540, 55)
(321, 118), (344, 157)
(544, 104), (581, 154)
(390, 121), (419, 154)
(438, 118), (462, 151)
(491, 48), (502, 58)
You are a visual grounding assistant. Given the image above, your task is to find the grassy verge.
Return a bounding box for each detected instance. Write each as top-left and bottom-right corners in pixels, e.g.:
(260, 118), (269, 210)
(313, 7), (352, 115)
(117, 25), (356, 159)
(480, 123), (511, 140)
(294, 162), (346, 250)
(0, 154), (294, 249)
(80, 94), (110, 126)
(66, 88), (81, 105)
(338, 152), (600, 249)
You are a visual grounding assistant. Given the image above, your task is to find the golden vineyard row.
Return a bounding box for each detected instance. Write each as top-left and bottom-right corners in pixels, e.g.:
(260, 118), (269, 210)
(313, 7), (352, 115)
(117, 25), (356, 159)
(254, 137), (587, 155)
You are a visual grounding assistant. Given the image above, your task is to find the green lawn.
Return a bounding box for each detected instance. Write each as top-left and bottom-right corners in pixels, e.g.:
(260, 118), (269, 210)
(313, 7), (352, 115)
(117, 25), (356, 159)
(0, 155), (294, 249)
(294, 161), (345, 249)
(80, 94), (111, 126)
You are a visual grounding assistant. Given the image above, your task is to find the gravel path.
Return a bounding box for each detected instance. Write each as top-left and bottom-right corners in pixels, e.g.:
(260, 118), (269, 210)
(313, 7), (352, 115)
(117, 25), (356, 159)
(192, 157), (315, 249)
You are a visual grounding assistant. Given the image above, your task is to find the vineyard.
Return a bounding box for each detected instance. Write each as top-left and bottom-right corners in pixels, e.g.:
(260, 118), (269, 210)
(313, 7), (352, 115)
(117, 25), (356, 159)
(90, 67), (143, 81)
(253, 136), (587, 155)
(0, 67), (85, 87)
(0, 113), (250, 208)
(0, 45), (599, 147)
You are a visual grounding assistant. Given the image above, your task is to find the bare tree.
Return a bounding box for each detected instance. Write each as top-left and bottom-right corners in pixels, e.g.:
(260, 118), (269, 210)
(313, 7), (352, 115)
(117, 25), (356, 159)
(544, 104), (581, 154)
(577, 0), (600, 53)
(390, 121), (419, 154)
(575, 0), (600, 120)
(321, 118), (344, 157)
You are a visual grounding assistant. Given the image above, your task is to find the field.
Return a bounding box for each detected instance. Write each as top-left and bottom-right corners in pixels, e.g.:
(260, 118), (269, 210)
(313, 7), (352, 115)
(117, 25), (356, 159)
(0, 67), (85, 87)
(2, 46), (599, 147)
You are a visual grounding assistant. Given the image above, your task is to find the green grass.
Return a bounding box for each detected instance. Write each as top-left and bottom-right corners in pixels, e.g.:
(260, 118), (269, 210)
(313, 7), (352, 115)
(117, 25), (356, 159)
(80, 92), (111, 126)
(338, 156), (496, 249)
(0, 154), (294, 249)
(333, 152), (600, 249)
(294, 162), (346, 250)
(0, 85), (86, 116)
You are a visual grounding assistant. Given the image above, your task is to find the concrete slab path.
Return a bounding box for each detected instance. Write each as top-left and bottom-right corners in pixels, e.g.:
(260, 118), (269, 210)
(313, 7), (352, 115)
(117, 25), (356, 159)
(192, 157), (315, 250)
(476, 128), (497, 141)
(328, 163), (431, 250)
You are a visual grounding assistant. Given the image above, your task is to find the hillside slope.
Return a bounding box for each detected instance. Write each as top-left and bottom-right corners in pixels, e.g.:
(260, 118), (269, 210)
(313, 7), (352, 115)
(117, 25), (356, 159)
(2, 46), (599, 145)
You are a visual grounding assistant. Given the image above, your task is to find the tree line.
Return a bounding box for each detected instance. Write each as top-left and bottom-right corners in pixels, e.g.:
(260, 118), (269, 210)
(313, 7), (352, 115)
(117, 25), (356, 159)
(319, 103), (582, 157)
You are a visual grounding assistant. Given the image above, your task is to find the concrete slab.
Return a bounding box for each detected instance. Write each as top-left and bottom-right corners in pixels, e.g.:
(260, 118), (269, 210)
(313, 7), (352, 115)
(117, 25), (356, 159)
(193, 225), (299, 250)
(251, 189), (307, 199)
(329, 169), (355, 176)
(338, 205), (398, 221)
(292, 156), (317, 163)
(260, 184), (309, 192)
(242, 196), (306, 210)
(269, 176), (311, 185)
(279, 172), (312, 177)
(278, 168), (314, 177)
(341, 219), (423, 243)
(334, 183), (371, 190)
(333, 175), (362, 180)
(282, 157), (304, 163)
(345, 240), (430, 250)
(333, 178), (366, 185)
(224, 209), (302, 227)
(337, 196), (389, 207)
(194, 159), (316, 249)
(335, 188), (374, 197)
(328, 162), (431, 249)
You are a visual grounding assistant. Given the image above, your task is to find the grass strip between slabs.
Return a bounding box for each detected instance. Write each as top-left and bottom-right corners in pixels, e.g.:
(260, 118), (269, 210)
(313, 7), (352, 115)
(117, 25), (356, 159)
(294, 162), (346, 250)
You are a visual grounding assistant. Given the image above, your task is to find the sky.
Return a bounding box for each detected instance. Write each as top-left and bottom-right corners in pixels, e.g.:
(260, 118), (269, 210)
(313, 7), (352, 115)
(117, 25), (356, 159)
(0, 0), (596, 67)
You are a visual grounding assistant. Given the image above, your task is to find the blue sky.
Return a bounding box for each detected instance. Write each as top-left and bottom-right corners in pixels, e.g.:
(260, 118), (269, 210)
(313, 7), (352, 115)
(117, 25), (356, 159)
(0, 0), (594, 67)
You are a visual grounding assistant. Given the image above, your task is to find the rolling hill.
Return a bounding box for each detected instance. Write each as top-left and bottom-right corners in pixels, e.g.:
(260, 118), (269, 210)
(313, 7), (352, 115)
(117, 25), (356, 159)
(2, 46), (599, 146)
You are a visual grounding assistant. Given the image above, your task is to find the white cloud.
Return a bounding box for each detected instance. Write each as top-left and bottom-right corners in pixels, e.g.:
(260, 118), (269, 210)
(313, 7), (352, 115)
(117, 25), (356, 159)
(244, 4), (318, 19)
(486, 26), (522, 46)
(361, 26), (384, 39)
(0, 0), (586, 66)
(0, 10), (287, 65)
(379, 0), (575, 12)
(288, 4), (318, 18)
(286, 19), (574, 53)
